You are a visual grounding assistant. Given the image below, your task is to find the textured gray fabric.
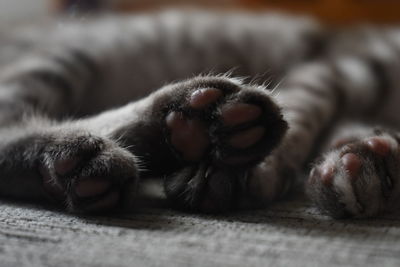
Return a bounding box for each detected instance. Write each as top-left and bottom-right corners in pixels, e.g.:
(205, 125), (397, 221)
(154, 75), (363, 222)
(1, 182), (399, 267)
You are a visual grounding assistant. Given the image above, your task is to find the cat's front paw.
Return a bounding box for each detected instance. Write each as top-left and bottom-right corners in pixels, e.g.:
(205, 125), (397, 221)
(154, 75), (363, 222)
(163, 76), (287, 212)
(164, 76), (287, 165)
(307, 130), (400, 218)
(39, 130), (138, 213)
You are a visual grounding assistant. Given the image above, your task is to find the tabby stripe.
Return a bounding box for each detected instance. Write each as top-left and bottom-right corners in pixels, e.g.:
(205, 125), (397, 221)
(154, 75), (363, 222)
(69, 49), (99, 77)
(365, 57), (391, 115)
(29, 70), (74, 104)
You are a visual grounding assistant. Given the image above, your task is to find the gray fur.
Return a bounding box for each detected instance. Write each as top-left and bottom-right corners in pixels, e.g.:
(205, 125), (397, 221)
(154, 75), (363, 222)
(1, 10), (400, 217)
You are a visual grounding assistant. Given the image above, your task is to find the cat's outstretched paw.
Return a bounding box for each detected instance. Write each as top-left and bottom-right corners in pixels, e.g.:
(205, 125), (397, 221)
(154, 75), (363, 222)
(163, 76), (287, 212)
(164, 76), (287, 165)
(39, 131), (138, 213)
(307, 129), (400, 218)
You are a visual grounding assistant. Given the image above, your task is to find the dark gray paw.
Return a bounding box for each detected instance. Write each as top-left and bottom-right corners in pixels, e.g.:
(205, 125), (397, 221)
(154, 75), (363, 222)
(307, 130), (400, 218)
(164, 76), (287, 165)
(39, 131), (138, 213)
(163, 77), (287, 213)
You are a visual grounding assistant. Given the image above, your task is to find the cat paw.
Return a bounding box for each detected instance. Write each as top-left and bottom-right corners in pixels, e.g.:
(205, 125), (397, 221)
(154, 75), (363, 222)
(164, 76), (287, 165)
(307, 130), (400, 218)
(38, 131), (138, 213)
(163, 76), (287, 213)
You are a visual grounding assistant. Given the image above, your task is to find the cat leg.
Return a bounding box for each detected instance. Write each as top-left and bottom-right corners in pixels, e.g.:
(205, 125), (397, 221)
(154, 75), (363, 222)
(0, 49), (140, 213)
(243, 62), (341, 205)
(244, 28), (400, 208)
(77, 75), (287, 212)
(307, 124), (400, 218)
(81, 33), (395, 213)
(0, 32), (287, 213)
(0, 116), (139, 213)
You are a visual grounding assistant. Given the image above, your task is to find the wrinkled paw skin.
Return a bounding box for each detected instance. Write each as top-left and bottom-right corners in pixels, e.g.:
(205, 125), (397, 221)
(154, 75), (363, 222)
(39, 133), (138, 213)
(165, 77), (287, 166)
(307, 132), (400, 218)
(163, 77), (288, 213)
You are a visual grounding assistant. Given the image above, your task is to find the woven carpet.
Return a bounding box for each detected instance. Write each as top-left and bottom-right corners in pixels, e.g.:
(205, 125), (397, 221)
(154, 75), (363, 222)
(1, 179), (399, 267)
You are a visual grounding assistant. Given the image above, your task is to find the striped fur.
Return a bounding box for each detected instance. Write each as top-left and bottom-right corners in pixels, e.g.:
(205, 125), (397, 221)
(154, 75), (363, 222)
(0, 11), (400, 216)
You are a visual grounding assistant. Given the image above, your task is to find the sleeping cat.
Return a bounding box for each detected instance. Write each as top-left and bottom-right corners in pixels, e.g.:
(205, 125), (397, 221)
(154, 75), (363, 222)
(0, 10), (399, 218)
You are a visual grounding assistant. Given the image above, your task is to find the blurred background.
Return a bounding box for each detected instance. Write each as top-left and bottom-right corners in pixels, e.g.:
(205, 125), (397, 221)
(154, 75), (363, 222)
(0, 0), (400, 26)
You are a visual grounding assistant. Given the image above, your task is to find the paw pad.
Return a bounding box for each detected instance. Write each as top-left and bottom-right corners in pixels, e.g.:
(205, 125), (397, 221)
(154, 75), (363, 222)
(366, 137), (391, 156)
(74, 178), (111, 198)
(221, 103), (262, 126)
(190, 88), (222, 109)
(341, 153), (361, 180)
(228, 126), (265, 149)
(54, 158), (79, 176)
(320, 164), (335, 185)
(166, 111), (209, 161)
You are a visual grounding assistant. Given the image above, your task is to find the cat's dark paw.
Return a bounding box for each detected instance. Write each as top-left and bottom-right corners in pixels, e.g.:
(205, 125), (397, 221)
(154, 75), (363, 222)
(164, 163), (247, 213)
(307, 130), (400, 218)
(163, 76), (287, 213)
(164, 76), (287, 165)
(38, 131), (138, 213)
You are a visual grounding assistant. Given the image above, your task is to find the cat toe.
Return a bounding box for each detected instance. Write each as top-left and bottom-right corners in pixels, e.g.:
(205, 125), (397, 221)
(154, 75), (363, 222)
(189, 88), (222, 109)
(73, 178), (121, 212)
(74, 178), (111, 198)
(54, 158), (79, 176)
(341, 153), (362, 180)
(228, 126), (265, 149)
(166, 111), (210, 161)
(365, 136), (393, 156)
(220, 103), (262, 126)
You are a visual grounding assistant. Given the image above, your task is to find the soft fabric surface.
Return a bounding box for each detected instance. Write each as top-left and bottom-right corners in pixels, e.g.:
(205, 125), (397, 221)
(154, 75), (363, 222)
(1, 183), (399, 267)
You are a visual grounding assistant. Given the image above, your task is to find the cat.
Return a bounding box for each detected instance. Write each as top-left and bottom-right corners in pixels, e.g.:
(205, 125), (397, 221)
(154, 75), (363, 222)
(0, 10), (399, 218)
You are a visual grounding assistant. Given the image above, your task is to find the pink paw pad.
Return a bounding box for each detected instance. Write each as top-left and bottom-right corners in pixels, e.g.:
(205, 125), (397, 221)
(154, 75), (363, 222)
(309, 164), (335, 186)
(229, 126), (265, 149)
(221, 103), (262, 126)
(189, 88), (222, 109)
(320, 165), (335, 185)
(166, 111), (210, 161)
(341, 153), (361, 180)
(54, 158), (79, 176)
(366, 137), (391, 156)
